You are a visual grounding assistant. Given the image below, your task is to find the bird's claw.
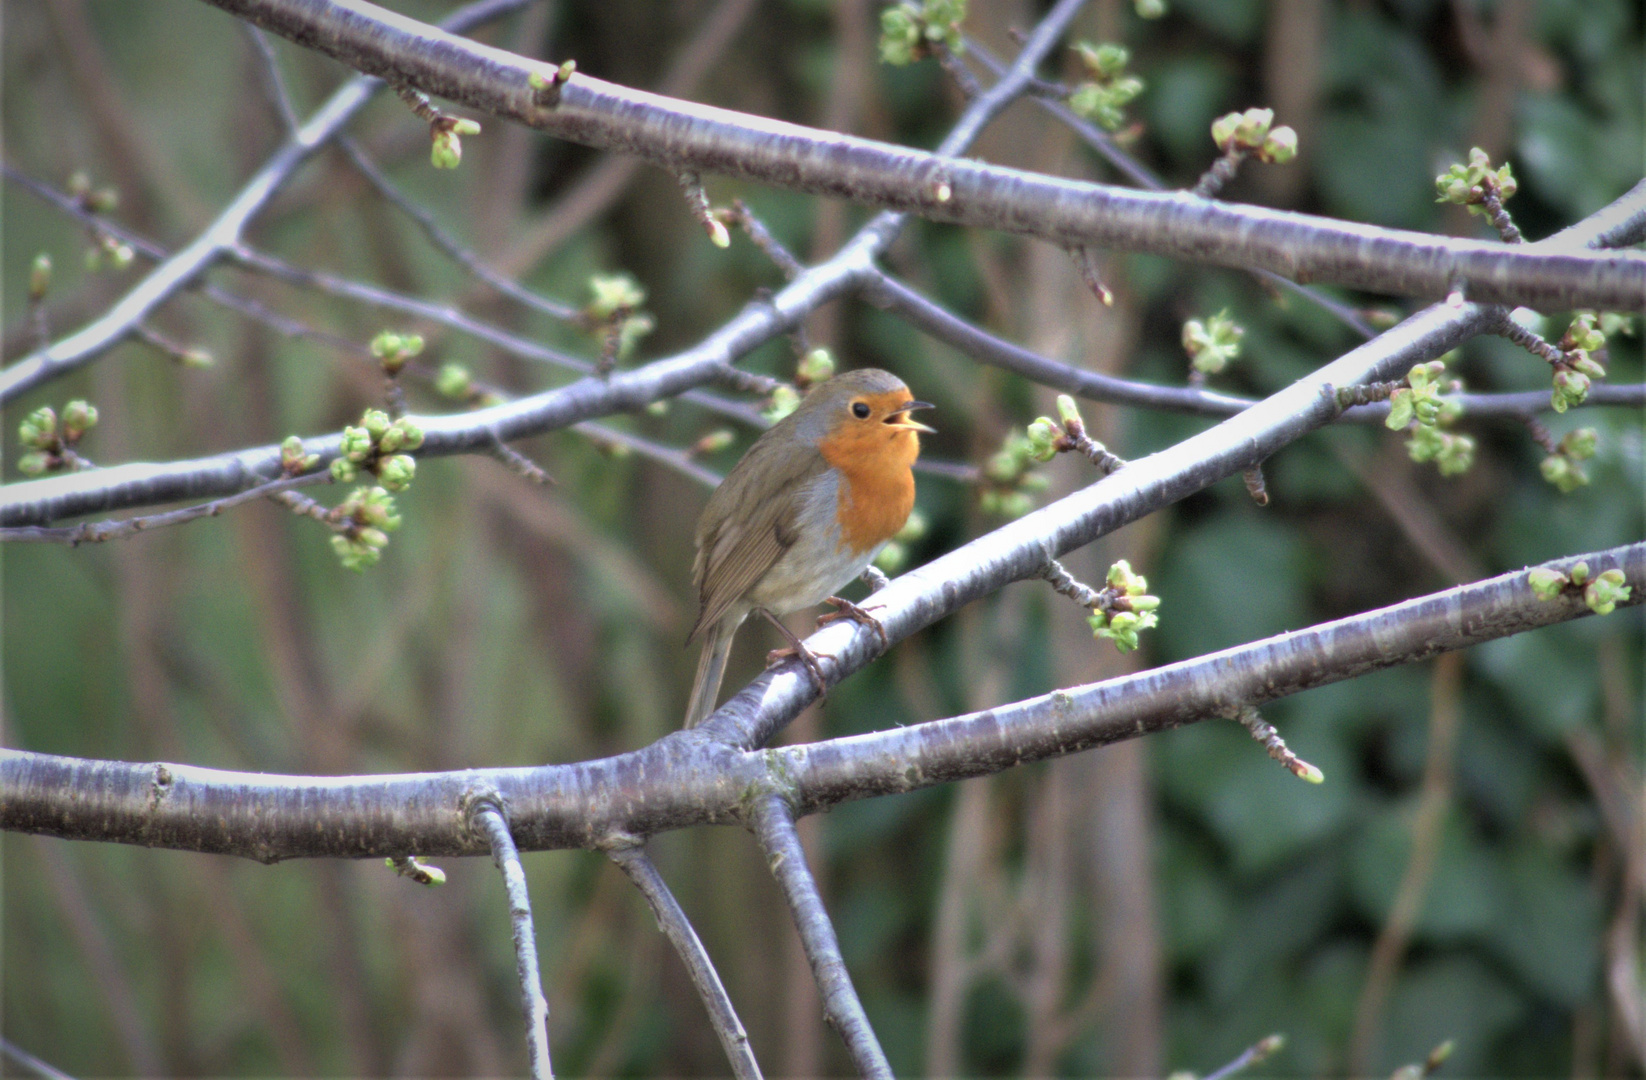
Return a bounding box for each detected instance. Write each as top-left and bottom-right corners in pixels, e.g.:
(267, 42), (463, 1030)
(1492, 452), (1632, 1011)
(765, 643), (832, 699)
(817, 596), (890, 650)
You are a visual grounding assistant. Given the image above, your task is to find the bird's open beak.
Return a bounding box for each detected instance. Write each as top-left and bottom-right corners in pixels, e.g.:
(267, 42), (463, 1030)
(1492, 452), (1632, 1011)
(890, 400), (936, 433)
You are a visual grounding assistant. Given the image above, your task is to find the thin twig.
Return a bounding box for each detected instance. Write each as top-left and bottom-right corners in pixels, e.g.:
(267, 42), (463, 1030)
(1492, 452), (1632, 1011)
(1230, 704), (1323, 783)
(0, 472), (330, 545)
(0, 0), (542, 406)
(964, 38), (1383, 341)
(0, 1038), (76, 1080)
(749, 794), (891, 1078)
(472, 803), (553, 1080)
(607, 844), (761, 1078)
(1348, 652), (1462, 1073)
(1191, 149), (1246, 199)
(242, 24), (300, 133)
(1202, 1033), (1286, 1080)
(335, 136), (579, 322)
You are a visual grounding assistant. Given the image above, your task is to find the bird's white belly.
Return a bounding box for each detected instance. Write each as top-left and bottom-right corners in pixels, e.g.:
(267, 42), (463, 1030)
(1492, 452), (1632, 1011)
(745, 469), (882, 615)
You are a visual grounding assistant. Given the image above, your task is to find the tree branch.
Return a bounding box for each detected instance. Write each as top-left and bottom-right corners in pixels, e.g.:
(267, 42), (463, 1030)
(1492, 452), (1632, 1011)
(607, 844), (761, 1078)
(4, 545), (1637, 859)
(191, 0), (1646, 312)
(748, 794), (890, 1078)
(471, 802), (553, 1080)
(0, 0), (540, 406)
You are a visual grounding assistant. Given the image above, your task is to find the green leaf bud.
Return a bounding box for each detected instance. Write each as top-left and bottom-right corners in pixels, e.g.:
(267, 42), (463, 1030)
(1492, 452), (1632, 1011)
(1386, 389), (1414, 430)
(377, 454), (416, 492)
(18, 451), (51, 475)
(60, 400), (97, 440)
(1552, 367), (1590, 408)
(451, 118), (481, 136)
(393, 419), (424, 451)
(430, 128), (462, 169)
(1026, 417), (1061, 461)
(987, 491), (1025, 518)
(1560, 428), (1597, 460)
(1435, 433), (1474, 476)
(29, 253), (52, 301)
(763, 384), (801, 423)
(1568, 562), (1590, 586)
(1568, 351), (1606, 380)
(878, 6), (920, 66)
(1259, 125), (1298, 163)
(330, 458), (358, 483)
(20, 406), (57, 449)
(797, 348), (836, 385)
(361, 409), (391, 440)
(1526, 567), (1568, 600)
(436, 362), (473, 400)
(587, 273), (646, 320)
(1584, 569), (1631, 615)
(986, 443), (1018, 484)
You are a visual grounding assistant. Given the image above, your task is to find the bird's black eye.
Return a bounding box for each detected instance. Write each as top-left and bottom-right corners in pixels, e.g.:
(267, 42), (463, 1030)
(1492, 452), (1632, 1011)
(851, 401), (871, 419)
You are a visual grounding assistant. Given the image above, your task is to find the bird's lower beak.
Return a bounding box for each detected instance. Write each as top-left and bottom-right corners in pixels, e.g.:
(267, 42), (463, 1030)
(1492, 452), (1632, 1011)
(891, 400), (937, 433)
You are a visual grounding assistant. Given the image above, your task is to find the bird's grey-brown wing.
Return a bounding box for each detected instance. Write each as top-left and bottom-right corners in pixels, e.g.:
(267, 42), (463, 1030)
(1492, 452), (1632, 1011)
(688, 439), (829, 641)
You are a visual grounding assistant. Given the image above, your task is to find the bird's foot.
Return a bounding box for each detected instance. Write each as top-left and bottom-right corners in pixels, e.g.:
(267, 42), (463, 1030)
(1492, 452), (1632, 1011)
(817, 596), (890, 650)
(756, 608), (832, 700)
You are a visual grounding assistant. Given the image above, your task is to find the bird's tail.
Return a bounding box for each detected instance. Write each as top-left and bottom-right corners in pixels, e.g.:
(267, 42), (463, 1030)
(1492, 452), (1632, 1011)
(683, 617), (739, 728)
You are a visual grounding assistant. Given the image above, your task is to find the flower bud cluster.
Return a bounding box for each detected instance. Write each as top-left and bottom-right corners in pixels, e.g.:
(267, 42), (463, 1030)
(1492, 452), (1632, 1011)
(1435, 147), (1516, 216)
(1386, 360), (1474, 476)
(329, 408), (424, 493)
(17, 400), (97, 476)
(1538, 427), (1598, 494)
(1087, 560), (1160, 653)
(1210, 108), (1297, 163)
(1527, 562), (1631, 616)
(879, 0), (967, 66)
(1068, 43), (1144, 133)
(1181, 309), (1244, 375)
(330, 486), (404, 572)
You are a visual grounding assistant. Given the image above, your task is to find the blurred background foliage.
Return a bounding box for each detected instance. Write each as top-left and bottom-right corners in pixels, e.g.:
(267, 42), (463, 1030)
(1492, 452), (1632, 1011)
(2, 0), (1642, 1076)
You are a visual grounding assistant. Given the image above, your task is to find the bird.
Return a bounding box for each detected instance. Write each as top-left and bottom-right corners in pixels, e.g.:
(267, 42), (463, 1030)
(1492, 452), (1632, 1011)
(683, 368), (934, 728)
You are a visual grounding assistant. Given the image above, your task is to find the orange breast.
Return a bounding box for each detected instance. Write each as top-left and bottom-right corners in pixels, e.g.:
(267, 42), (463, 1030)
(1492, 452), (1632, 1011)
(818, 426), (919, 554)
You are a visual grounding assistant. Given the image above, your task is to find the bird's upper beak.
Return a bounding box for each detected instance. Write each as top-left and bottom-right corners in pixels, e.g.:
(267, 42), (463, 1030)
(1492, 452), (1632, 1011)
(889, 400), (936, 434)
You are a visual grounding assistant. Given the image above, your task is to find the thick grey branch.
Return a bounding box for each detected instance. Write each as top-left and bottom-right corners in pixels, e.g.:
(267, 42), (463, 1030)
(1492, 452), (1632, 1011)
(195, 0), (1646, 312)
(3, 546), (1637, 860)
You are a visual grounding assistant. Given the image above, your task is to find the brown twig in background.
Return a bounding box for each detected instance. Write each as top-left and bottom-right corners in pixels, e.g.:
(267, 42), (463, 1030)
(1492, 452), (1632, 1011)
(1349, 651), (1465, 1074)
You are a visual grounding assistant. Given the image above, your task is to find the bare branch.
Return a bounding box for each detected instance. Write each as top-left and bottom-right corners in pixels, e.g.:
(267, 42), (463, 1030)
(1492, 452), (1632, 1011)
(749, 795), (890, 1078)
(1, 545), (1638, 860)
(607, 844), (761, 1078)
(194, 0), (1646, 312)
(0, 0), (541, 406)
(334, 135), (580, 322)
(471, 803), (553, 1080)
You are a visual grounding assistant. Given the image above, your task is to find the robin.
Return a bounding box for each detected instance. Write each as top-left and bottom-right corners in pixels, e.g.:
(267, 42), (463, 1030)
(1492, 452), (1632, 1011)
(683, 368), (934, 728)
